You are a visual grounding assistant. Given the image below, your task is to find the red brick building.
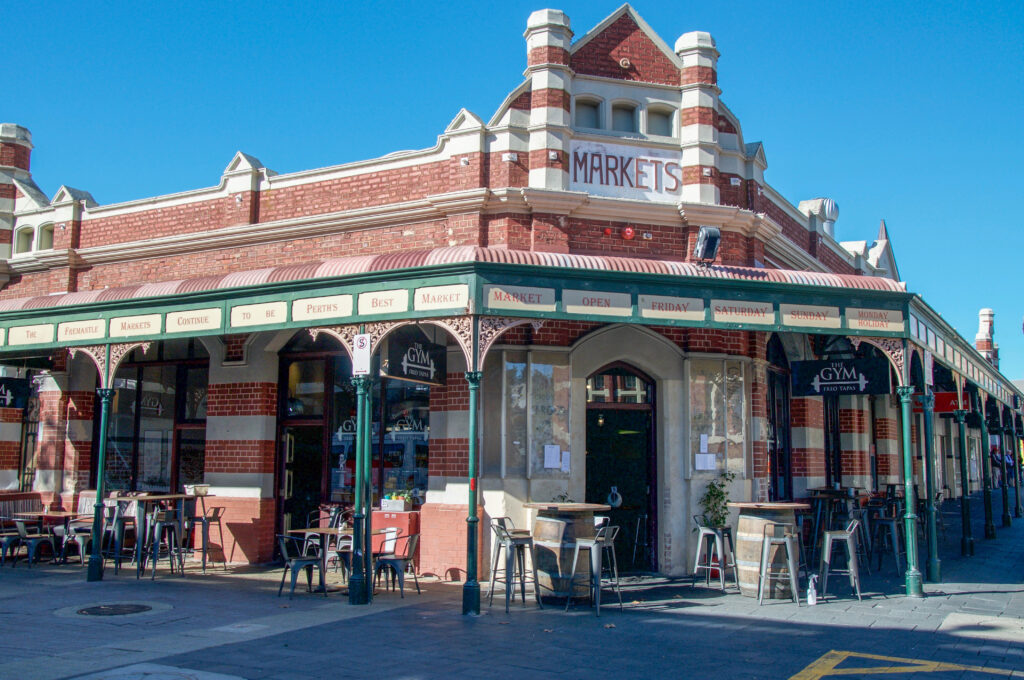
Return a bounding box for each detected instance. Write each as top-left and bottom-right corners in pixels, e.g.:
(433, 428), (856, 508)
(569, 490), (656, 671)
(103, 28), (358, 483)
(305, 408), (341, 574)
(0, 6), (1020, 580)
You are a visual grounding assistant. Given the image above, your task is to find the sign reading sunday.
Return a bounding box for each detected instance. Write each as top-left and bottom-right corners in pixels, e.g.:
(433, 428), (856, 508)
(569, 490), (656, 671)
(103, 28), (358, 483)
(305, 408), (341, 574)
(570, 141), (683, 202)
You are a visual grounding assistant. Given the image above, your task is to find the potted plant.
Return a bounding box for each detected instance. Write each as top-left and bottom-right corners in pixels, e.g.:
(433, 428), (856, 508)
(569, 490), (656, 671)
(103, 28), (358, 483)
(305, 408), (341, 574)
(381, 491), (413, 512)
(697, 470), (735, 528)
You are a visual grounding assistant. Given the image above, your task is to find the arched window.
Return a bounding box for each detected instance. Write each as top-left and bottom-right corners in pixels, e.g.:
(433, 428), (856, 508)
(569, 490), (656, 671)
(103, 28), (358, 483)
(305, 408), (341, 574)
(37, 224), (55, 250)
(14, 227), (34, 255)
(611, 103), (638, 133)
(575, 98), (601, 129)
(647, 108), (673, 137)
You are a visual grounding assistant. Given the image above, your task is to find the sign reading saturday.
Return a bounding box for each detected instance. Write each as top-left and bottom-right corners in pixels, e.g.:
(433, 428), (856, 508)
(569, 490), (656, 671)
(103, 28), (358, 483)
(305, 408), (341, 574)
(569, 141), (683, 203)
(791, 359), (891, 396)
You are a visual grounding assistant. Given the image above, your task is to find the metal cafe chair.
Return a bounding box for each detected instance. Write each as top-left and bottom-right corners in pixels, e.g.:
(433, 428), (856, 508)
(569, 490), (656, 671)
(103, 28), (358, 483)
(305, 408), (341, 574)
(819, 519), (863, 602)
(277, 534), (326, 599)
(374, 533), (421, 597)
(691, 515), (738, 591)
(12, 519), (54, 567)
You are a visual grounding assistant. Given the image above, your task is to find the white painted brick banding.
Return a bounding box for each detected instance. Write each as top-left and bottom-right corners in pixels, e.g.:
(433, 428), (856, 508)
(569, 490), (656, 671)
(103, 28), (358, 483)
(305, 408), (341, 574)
(681, 89), (718, 109)
(66, 420), (93, 443)
(429, 410), (468, 441)
(486, 131), (530, 153)
(530, 69), (570, 92)
(679, 124), (718, 146)
(206, 415), (276, 442)
(528, 167), (569, 191)
(203, 473), (275, 498)
(680, 146), (718, 167)
(528, 129), (567, 150)
(792, 426), (825, 450)
(530, 108), (570, 128)
(681, 184), (718, 205)
(0, 470), (17, 491)
(0, 421), (22, 442)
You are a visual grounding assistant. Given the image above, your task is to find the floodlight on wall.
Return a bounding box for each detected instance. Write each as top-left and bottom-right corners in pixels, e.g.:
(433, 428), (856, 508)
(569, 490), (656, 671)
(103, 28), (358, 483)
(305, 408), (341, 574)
(693, 225), (720, 264)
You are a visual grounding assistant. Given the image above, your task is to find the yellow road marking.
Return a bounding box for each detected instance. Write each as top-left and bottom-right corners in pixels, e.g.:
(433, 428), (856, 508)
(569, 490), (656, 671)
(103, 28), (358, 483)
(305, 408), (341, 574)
(790, 650), (1015, 678)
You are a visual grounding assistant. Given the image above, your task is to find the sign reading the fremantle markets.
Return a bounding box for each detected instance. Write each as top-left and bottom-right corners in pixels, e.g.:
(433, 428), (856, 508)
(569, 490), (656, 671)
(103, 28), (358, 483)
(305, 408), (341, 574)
(569, 141), (683, 203)
(791, 359), (892, 396)
(385, 326), (446, 386)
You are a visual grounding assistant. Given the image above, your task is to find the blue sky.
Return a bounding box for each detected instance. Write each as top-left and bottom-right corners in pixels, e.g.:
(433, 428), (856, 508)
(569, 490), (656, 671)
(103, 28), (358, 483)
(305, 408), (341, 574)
(7, 1), (1024, 381)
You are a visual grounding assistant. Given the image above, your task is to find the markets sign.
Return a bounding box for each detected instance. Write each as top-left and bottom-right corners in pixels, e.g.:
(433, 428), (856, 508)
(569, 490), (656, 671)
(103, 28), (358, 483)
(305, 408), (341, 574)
(569, 141), (683, 203)
(384, 326), (446, 386)
(791, 359), (891, 396)
(0, 378), (30, 409)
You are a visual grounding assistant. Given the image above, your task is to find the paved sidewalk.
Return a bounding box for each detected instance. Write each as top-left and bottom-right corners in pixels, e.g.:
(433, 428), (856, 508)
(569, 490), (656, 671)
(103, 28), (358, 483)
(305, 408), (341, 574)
(0, 491), (1021, 680)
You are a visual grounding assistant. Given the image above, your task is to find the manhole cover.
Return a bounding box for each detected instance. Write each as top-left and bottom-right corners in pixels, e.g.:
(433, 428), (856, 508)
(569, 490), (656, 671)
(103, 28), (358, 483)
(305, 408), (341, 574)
(78, 604), (153, 616)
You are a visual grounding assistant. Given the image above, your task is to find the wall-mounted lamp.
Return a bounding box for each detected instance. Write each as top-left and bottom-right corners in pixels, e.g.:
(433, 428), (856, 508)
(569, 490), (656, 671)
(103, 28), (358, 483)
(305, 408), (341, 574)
(693, 225), (721, 263)
(502, 152), (518, 162)
(597, 413), (605, 427)
(460, 157), (470, 166)
(548, 150), (560, 161)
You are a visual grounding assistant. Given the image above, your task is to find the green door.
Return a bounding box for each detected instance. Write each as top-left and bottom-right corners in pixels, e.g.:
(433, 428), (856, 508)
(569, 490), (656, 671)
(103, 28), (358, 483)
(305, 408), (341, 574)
(585, 364), (655, 572)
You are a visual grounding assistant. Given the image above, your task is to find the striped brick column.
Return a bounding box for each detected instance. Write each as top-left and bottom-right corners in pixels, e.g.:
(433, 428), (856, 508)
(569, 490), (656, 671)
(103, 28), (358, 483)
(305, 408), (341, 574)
(0, 407), (22, 490)
(0, 124), (33, 258)
(874, 399), (901, 487)
(420, 369), (485, 581)
(525, 9), (573, 191)
(839, 396), (872, 490)
(791, 397), (825, 498)
(750, 362), (769, 501)
(674, 32), (720, 205)
(204, 339), (277, 563)
(33, 371), (68, 508)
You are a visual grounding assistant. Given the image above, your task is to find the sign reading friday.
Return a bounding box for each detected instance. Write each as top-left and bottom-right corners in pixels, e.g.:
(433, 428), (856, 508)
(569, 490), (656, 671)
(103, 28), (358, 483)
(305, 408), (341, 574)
(569, 141), (683, 203)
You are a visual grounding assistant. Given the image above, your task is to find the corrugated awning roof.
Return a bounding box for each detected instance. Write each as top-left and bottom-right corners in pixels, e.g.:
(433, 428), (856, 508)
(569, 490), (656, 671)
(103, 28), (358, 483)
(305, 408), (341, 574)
(0, 247), (905, 312)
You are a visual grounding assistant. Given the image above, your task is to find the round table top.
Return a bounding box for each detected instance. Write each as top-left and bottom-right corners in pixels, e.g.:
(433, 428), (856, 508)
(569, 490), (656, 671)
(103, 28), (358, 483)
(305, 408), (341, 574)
(523, 502), (611, 512)
(728, 502), (811, 510)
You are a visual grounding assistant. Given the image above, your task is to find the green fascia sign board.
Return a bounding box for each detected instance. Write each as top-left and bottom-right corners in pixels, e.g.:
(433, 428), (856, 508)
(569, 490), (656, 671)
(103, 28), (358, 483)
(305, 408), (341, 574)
(0, 261), (910, 354)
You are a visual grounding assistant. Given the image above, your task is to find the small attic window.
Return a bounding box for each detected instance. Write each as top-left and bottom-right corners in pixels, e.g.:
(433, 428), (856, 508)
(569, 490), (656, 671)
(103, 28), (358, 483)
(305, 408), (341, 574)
(14, 227), (34, 255)
(38, 224), (55, 250)
(611, 103), (637, 133)
(648, 108), (673, 137)
(575, 99), (601, 129)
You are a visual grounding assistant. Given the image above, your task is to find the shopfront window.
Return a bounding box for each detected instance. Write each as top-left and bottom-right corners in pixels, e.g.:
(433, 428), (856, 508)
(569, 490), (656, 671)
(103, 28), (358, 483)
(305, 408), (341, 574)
(501, 351), (570, 479)
(96, 340), (208, 492)
(690, 358), (747, 475)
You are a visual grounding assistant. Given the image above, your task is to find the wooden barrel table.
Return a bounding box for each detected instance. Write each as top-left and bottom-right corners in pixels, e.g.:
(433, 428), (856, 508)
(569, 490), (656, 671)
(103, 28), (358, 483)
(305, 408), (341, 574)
(728, 502), (810, 598)
(524, 502), (610, 598)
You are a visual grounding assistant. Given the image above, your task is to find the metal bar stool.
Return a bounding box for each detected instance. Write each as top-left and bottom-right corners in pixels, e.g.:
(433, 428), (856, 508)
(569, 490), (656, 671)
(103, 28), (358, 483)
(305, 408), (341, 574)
(757, 522), (801, 605)
(565, 524), (622, 616)
(692, 515), (738, 590)
(487, 518), (541, 613)
(819, 519), (862, 601)
(872, 501), (904, 575)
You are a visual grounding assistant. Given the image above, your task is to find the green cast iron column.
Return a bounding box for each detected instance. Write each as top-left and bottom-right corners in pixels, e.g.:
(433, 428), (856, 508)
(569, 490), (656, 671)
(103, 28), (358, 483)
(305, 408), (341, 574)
(897, 385), (924, 597)
(999, 422), (1012, 527)
(363, 381), (373, 602)
(462, 371), (482, 615)
(86, 387), (116, 582)
(921, 393), (940, 582)
(1013, 427), (1023, 519)
(348, 375), (369, 605)
(978, 401), (996, 539)
(954, 409), (974, 556)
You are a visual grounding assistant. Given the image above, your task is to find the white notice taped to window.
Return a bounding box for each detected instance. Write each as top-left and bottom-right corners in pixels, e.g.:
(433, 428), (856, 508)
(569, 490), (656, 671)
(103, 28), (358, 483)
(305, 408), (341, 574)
(560, 451), (570, 473)
(544, 444), (561, 469)
(699, 434), (709, 453)
(695, 453), (717, 471)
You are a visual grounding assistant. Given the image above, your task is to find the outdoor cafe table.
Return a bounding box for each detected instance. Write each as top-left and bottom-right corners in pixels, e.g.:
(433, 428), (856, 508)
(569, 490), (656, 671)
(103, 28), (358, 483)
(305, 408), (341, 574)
(116, 494), (197, 578)
(287, 527), (384, 594)
(806, 488), (868, 559)
(727, 502), (809, 598)
(14, 510), (90, 564)
(523, 502), (611, 599)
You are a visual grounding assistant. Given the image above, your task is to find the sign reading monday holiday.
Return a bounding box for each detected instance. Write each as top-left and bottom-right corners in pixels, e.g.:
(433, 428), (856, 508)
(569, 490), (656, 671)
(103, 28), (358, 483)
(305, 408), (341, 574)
(569, 141), (683, 203)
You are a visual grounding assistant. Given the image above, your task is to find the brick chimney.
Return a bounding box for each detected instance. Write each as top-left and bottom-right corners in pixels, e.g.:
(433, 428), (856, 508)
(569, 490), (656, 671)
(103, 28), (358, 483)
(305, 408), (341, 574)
(0, 124), (34, 256)
(975, 308), (999, 369)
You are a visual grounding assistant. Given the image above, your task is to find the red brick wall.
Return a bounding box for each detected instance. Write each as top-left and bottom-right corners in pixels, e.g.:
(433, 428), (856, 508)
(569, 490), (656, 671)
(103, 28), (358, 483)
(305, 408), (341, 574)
(571, 14), (679, 86)
(0, 143), (30, 171)
(207, 382), (276, 417)
(418, 502), (484, 580)
(0, 407), (22, 472)
(528, 46), (570, 67)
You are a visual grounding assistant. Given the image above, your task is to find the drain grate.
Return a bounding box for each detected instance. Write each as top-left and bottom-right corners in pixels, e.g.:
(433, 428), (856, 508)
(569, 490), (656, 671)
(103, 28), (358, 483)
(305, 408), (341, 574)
(78, 604), (153, 616)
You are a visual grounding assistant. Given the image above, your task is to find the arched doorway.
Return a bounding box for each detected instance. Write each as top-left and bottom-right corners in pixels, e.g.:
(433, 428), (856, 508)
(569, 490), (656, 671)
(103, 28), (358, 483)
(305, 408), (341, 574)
(585, 362), (656, 572)
(766, 335), (793, 500)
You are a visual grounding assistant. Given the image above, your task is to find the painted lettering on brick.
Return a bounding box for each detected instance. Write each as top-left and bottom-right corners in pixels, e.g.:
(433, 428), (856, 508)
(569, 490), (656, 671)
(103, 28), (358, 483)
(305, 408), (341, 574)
(570, 141), (683, 203)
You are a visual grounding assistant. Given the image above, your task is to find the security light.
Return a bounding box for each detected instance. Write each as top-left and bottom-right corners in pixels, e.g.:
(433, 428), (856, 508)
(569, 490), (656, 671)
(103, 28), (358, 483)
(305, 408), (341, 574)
(693, 226), (721, 263)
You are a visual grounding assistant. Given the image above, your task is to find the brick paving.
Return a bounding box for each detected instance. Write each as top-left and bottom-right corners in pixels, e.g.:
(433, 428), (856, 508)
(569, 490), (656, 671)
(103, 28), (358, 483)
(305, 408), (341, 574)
(0, 491), (1022, 679)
